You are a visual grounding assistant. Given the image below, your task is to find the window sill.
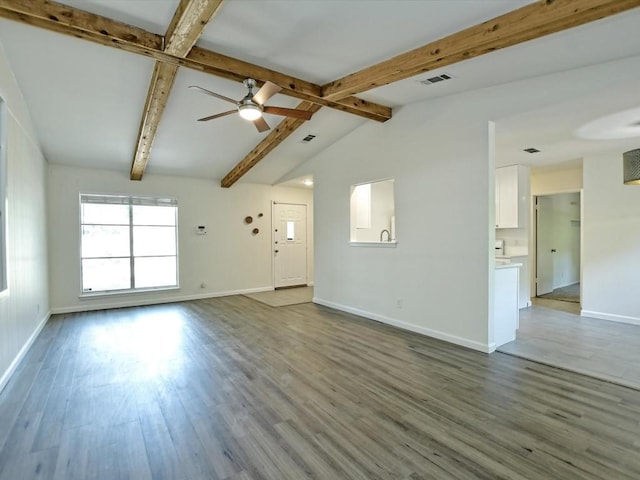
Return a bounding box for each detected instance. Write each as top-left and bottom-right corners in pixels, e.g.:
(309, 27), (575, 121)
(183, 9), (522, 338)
(79, 286), (180, 299)
(349, 241), (397, 248)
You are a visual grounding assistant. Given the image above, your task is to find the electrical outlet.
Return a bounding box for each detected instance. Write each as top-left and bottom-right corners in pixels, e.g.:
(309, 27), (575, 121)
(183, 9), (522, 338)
(396, 298), (403, 309)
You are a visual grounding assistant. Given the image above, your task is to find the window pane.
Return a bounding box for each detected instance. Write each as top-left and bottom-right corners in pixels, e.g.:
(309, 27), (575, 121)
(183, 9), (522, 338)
(133, 226), (176, 256)
(82, 203), (129, 225)
(82, 258), (130, 292)
(134, 256), (177, 288)
(133, 205), (176, 226)
(82, 226), (130, 258)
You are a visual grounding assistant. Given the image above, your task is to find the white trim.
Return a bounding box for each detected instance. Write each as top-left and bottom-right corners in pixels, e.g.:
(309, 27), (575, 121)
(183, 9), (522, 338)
(349, 241), (397, 248)
(51, 286), (273, 314)
(307, 282), (314, 287)
(79, 286), (180, 299)
(0, 310), (51, 394)
(580, 309), (640, 326)
(313, 297), (492, 353)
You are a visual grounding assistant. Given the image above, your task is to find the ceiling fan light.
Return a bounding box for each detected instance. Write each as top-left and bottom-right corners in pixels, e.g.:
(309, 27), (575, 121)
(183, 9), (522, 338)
(238, 104), (262, 121)
(623, 148), (640, 185)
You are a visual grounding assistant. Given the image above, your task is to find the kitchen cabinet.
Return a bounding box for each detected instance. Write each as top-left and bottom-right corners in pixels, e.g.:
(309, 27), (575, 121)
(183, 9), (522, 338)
(511, 255), (530, 308)
(495, 165), (530, 229)
(494, 263), (520, 348)
(496, 255), (531, 308)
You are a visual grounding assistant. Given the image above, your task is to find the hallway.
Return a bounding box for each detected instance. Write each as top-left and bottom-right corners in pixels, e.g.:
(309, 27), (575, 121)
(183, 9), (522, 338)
(498, 299), (640, 390)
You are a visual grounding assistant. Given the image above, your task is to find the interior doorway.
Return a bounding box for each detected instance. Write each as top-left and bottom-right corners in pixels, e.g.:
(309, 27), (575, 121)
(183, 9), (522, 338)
(272, 202), (308, 289)
(535, 192), (581, 304)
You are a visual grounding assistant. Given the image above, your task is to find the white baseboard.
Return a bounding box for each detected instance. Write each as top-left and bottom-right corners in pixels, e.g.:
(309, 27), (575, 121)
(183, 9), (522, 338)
(0, 310), (51, 394)
(580, 309), (640, 326)
(313, 297), (492, 353)
(307, 282), (314, 287)
(50, 286), (274, 314)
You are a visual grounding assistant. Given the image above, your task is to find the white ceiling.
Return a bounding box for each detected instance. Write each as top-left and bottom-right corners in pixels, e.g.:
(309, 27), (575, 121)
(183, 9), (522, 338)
(0, 0), (639, 185)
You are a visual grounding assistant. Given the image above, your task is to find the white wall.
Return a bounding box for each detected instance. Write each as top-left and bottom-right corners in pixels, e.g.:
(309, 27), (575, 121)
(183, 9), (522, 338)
(282, 55), (640, 353)
(295, 96), (496, 352)
(0, 42), (50, 390)
(582, 153), (640, 324)
(47, 164), (313, 312)
(531, 166), (583, 195)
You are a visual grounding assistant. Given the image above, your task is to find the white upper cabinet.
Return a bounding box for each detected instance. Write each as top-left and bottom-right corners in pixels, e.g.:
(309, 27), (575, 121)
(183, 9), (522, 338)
(495, 165), (530, 229)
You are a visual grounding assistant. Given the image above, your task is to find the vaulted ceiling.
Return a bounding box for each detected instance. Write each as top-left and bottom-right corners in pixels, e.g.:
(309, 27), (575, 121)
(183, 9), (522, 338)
(0, 0), (639, 187)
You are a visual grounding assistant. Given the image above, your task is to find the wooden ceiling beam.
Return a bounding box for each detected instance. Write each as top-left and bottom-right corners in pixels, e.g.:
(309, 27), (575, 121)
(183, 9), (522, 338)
(0, 0), (390, 122)
(221, 102), (323, 188)
(219, 0), (640, 187)
(322, 0), (640, 100)
(186, 47), (390, 122)
(130, 0), (224, 180)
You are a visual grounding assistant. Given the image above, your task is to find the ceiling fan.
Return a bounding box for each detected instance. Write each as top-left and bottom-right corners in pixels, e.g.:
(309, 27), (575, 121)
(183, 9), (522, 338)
(189, 78), (314, 132)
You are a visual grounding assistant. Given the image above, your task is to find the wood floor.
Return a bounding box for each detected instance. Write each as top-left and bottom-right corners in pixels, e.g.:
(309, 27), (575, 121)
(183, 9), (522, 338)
(243, 286), (313, 307)
(1, 296), (640, 479)
(499, 299), (640, 390)
(537, 283), (580, 303)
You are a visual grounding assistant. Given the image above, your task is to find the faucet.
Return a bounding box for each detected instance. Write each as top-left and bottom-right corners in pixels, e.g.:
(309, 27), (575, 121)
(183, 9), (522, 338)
(380, 229), (391, 242)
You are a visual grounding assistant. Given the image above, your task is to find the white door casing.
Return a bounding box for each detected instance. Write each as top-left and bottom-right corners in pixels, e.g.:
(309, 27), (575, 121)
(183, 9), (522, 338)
(273, 203), (307, 288)
(536, 196), (554, 296)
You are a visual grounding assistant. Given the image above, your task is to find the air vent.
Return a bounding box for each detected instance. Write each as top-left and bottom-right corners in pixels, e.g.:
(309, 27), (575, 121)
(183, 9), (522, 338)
(524, 147), (540, 154)
(420, 73), (453, 86)
(301, 134), (316, 143)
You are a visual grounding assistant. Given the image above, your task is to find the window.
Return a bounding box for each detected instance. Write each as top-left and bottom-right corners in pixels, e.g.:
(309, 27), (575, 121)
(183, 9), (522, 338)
(286, 221), (295, 241)
(80, 194), (178, 294)
(0, 99), (7, 293)
(350, 179), (395, 243)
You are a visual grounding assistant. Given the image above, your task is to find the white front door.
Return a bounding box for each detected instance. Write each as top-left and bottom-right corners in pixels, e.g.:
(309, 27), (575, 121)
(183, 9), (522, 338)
(536, 196), (554, 296)
(273, 203), (307, 288)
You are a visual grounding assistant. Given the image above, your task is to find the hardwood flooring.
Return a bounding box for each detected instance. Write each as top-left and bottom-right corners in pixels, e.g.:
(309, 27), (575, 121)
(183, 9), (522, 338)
(537, 283), (580, 304)
(243, 286), (313, 307)
(499, 300), (640, 390)
(1, 296), (640, 479)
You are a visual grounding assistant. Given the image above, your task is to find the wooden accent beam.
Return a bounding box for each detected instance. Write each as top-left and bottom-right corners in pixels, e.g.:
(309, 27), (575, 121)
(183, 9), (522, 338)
(220, 102), (323, 188)
(322, 0), (640, 100)
(130, 63), (179, 180)
(130, 0), (224, 180)
(186, 47), (391, 122)
(0, 0), (391, 122)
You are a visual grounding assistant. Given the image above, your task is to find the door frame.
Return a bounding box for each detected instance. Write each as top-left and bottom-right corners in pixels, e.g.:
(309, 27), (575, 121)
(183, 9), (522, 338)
(272, 201), (309, 289)
(531, 189), (583, 301)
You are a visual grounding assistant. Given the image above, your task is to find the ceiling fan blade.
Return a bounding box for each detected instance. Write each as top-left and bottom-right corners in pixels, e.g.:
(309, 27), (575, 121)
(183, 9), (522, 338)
(189, 85), (237, 105)
(197, 110), (237, 122)
(252, 81), (282, 105)
(263, 106), (313, 120)
(253, 116), (270, 132)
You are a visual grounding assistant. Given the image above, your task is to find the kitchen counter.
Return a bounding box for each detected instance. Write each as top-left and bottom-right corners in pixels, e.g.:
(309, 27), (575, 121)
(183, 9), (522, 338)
(495, 262), (522, 269)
